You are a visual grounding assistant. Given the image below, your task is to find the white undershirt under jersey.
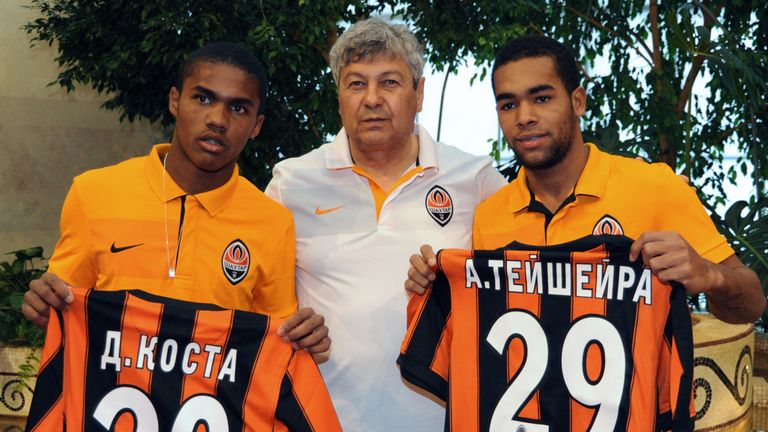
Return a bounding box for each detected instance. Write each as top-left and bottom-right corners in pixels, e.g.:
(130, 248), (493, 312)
(266, 124), (507, 431)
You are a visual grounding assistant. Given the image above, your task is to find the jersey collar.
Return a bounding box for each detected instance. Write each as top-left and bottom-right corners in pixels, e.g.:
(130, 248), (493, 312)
(507, 142), (609, 213)
(326, 124), (439, 171)
(145, 144), (240, 216)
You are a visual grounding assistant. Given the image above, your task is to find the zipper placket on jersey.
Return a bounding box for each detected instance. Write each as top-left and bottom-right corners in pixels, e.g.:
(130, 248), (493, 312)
(174, 195), (187, 272)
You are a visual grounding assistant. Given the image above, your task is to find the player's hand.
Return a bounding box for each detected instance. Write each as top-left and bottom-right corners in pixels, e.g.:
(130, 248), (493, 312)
(405, 245), (437, 296)
(278, 308), (331, 355)
(629, 231), (716, 294)
(21, 272), (74, 328)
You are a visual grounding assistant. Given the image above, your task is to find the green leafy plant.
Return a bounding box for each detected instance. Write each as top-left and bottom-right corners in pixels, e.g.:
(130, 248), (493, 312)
(0, 247), (46, 348)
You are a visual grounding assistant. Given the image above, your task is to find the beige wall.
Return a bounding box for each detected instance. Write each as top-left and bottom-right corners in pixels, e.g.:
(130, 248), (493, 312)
(0, 0), (164, 259)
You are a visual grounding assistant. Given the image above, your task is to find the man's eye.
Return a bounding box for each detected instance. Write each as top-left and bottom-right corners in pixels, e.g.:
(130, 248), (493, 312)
(231, 105), (246, 114)
(535, 96), (551, 103)
(382, 79), (399, 86)
(195, 95), (211, 104)
(499, 102), (517, 111)
(348, 81), (365, 88)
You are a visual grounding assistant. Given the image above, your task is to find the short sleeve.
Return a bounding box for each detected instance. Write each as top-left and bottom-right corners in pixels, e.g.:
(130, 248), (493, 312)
(251, 220), (297, 318)
(264, 169), (282, 204)
(472, 214), (485, 249)
(654, 165), (734, 263)
(47, 181), (99, 288)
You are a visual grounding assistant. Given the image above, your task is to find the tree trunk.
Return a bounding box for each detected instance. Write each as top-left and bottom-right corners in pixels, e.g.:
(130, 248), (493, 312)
(649, 0), (675, 167)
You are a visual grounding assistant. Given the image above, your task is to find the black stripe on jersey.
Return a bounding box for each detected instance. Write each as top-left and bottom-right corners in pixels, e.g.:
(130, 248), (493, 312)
(274, 354), (313, 432)
(537, 248), (573, 431)
(397, 271), (452, 401)
(84, 289), (127, 432)
(667, 283), (695, 431)
(604, 247), (638, 431)
(148, 294), (199, 430)
(218, 309), (269, 431)
(129, 290), (224, 311)
(656, 411), (672, 432)
(24, 309), (65, 432)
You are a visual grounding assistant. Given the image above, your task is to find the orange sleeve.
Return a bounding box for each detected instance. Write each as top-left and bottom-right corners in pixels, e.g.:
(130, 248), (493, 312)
(472, 211), (484, 249)
(251, 218), (297, 318)
(653, 164), (734, 263)
(47, 180), (98, 289)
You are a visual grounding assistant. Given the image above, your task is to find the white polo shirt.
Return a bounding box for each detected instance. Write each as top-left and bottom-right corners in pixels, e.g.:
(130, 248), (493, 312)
(266, 124), (506, 431)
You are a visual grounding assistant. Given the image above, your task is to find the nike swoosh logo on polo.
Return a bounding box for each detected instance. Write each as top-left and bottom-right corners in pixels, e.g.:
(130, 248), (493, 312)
(110, 242), (144, 253)
(314, 205), (345, 216)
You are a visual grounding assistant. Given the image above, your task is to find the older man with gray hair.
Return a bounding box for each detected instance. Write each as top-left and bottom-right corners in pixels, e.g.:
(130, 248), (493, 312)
(266, 18), (506, 430)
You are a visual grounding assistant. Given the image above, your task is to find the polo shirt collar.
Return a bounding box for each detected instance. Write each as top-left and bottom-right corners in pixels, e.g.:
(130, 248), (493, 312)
(573, 143), (609, 198)
(145, 144), (240, 216)
(325, 124), (439, 171)
(507, 169), (533, 213)
(507, 142), (609, 213)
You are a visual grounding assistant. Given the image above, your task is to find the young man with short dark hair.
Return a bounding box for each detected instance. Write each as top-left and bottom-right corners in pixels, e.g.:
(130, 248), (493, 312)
(403, 34), (764, 431)
(409, 34), (764, 324)
(23, 42), (329, 351)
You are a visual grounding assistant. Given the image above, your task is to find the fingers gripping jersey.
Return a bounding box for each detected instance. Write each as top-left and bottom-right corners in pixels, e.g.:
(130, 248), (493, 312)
(398, 235), (694, 432)
(26, 289), (341, 432)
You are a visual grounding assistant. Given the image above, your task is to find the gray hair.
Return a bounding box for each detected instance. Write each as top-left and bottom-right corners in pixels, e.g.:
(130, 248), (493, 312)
(329, 18), (425, 87)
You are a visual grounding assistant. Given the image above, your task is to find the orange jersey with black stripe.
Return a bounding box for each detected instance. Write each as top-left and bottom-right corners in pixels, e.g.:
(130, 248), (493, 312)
(399, 235), (694, 431)
(26, 288), (341, 432)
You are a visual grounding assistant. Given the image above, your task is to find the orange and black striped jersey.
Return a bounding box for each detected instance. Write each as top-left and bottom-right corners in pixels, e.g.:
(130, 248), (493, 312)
(26, 288), (341, 432)
(399, 235), (694, 432)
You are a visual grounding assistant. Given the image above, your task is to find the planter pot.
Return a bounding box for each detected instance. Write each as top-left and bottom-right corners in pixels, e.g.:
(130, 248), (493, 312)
(0, 346), (40, 418)
(752, 332), (768, 430)
(754, 331), (768, 375)
(692, 313), (754, 431)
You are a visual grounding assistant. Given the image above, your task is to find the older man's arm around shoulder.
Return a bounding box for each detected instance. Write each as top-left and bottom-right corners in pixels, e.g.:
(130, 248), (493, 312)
(630, 231), (766, 324)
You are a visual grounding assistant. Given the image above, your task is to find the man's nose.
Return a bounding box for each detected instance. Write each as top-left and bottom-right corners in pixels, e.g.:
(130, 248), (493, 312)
(206, 103), (228, 132)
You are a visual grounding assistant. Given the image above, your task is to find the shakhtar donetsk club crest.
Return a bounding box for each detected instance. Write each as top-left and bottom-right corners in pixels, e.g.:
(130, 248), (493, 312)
(592, 214), (624, 236)
(222, 239), (250, 285)
(425, 185), (453, 227)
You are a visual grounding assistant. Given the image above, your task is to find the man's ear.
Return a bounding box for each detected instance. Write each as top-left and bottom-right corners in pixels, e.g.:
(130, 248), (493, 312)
(249, 114), (265, 139)
(169, 87), (180, 118)
(415, 76), (425, 113)
(571, 86), (586, 117)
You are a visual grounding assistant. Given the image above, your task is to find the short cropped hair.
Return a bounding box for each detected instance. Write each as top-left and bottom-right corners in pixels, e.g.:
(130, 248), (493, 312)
(329, 18), (424, 88)
(176, 42), (269, 114)
(492, 35), (580, 94)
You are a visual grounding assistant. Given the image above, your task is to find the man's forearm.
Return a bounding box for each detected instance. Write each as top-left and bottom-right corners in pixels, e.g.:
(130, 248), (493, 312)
(706, 263), (766, 324)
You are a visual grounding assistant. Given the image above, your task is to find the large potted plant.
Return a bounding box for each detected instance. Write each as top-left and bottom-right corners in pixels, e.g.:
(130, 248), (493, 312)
(0, 247), (46, 420)
(689, 198), (768, 431)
